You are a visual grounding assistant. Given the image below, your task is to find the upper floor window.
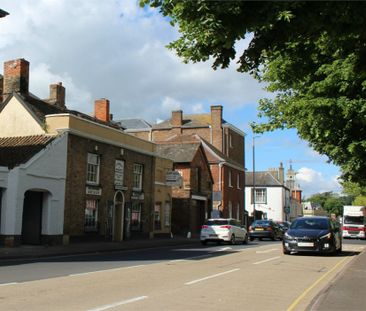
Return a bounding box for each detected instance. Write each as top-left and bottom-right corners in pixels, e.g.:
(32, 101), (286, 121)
(87, 153), (100, 184)
(229, 134), (233, 148)
(133, 163), (143, 190)
(228, 170), (233, 187)
(237, 173), (241, 189)
(252, 188), (267, 204)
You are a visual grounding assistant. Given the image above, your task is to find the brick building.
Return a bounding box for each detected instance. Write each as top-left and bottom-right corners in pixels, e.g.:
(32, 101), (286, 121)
(0, 58), (172, 246)
(119, 106), (246, 224)
(156, 136), (213, 236)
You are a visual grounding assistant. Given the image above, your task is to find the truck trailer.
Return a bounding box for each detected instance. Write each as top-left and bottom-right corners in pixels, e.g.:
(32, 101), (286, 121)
(342, 205), (366, 239)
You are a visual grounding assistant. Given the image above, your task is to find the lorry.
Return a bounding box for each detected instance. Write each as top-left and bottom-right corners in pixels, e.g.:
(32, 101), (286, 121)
(342, 205), (366, 239)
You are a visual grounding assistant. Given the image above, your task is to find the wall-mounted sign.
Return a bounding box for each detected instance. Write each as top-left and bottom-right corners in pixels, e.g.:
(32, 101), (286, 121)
(114, 160), (124, 188)
(131, 192), (144, 200)
(165, 171), (182, 186)
(86, 186), (102, 196)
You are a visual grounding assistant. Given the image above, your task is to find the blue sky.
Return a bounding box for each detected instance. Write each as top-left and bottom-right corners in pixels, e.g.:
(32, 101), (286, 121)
(0, 0), (342, 197)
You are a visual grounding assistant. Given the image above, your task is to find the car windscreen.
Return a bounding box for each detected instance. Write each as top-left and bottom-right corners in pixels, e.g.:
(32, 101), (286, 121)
(205, 220), (228, 226)
(291, 218), (329, 230)
(344, 216), (364, 225)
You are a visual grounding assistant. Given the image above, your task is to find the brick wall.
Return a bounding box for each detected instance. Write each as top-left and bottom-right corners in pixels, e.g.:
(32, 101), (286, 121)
(64, 134), (154, 239)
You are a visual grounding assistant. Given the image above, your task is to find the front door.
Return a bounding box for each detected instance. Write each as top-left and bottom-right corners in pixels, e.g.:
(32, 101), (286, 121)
(22, 191), (43, 245)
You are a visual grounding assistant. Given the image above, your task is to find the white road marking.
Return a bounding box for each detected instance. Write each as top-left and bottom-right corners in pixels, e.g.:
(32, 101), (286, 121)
(185, 268), (240, 285)
(0, 282), (18, 287)
(253, 256), (281, 265)
(87, 296), (148, 311)
(218, 247), (232, 251)
(256, 248), (279, 254)
(69, 264), (146, 277)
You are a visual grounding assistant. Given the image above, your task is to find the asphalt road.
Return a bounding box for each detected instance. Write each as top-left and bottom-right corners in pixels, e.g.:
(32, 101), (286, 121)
(0, 239), (364, 311)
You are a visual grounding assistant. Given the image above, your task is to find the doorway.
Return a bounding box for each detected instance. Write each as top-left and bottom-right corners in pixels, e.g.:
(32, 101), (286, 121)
(113, 191), (125, 241)
(22, 191), (43, 245)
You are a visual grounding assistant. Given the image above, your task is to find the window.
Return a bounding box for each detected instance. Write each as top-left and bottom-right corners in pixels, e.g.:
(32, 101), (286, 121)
(228, 170), (232, 187)
(85, 199), (98, 231)
(236, 203), (240, 220)
(133, 163), (143, 190)
(164, 201), (171, 227)
(229, 134), (233, 148)
(228, 201), (232, 218)
(87, 153), (100, 184)
(154, 203), (161, 230)
(237, 173), (241, 189)
(131, 202), (142, 231)
(252, 188), (267, 204)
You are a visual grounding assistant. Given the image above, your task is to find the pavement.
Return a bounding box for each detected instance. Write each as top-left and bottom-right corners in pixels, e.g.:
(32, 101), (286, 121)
(0, 236), (199, 262)
(0, 238), (365, 310)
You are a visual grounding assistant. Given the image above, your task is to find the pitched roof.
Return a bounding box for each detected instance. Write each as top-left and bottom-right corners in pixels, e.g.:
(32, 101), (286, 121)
(152, 113), (228, 129)
(156, 143), (201, 163)
(0, 92), (122, 130)
(0, 135), (55, 169)
(116, 119), (151, 130)
(245, 171), (284, 187)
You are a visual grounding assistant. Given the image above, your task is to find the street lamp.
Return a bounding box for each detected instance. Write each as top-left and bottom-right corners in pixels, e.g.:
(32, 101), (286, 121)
(252, 135), (260, 221)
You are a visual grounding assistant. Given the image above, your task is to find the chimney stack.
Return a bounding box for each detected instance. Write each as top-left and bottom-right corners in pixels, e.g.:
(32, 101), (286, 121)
(49, 82), (66, 109)
(3, 58), (29, 96)
(94, 98), (110, 122)
(210, 105), (223, 151)
(171, 110), (183, 127)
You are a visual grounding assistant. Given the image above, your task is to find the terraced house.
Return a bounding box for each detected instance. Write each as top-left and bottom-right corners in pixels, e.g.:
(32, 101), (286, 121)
(0, 58), (173, 247)
(119, 106), (246, 226)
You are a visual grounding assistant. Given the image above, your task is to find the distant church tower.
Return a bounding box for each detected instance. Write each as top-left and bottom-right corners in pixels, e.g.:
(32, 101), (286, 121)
(286, 161), (302, 203)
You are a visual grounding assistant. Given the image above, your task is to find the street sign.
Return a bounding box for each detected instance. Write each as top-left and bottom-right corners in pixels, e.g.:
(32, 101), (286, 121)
(165, 171), (182, 186)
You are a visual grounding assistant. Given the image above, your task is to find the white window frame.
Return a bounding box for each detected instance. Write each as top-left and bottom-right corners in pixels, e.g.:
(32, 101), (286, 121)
(133, 163), (143, 191)
(253, 188), (267, 204)
(85, 199), (98, 231)
(228, 170), (232, 187)
(87, 153), (100, 185)
(164, 201), (171, 227)
(237, 173), (241, 189)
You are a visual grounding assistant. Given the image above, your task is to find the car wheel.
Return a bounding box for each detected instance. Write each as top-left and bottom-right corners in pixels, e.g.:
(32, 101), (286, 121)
(243, 234), (249, 244)
(271, 236), (276, 241)
(201, 240), (207, 246)
(250, 237), (255, 241)
(283, 247), (290, 255)
(230, 234), (236, 245)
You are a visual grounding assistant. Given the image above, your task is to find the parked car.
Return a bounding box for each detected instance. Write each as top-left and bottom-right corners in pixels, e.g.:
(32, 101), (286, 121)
(276, 221), (291, 232)
(282, 216), (342, 255)
(200, 218), (248, 245)
(249, 220), (283, 241)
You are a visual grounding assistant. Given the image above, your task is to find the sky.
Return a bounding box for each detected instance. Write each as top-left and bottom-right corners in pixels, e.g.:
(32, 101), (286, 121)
(0, 0), (343, 198)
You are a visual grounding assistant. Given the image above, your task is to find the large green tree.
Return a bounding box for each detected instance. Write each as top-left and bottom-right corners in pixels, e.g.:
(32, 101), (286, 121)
(306, 192), (353, 216)
(141, 0), (366, 185)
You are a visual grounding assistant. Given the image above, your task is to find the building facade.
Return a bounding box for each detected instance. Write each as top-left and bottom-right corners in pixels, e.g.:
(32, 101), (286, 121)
(0, 58), (172, 246)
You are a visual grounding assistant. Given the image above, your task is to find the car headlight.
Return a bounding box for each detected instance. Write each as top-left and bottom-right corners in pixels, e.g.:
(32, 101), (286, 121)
(284, 232), (293, 239)
(319, 233), (331, 239)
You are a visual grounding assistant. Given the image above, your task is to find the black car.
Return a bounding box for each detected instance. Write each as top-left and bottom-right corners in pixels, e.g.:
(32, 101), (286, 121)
(283, 216), (342, 255)
(249, 220), (283, 241)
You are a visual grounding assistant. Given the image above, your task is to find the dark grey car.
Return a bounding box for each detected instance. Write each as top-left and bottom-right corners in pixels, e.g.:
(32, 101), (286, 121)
(283, 216), (342, 255)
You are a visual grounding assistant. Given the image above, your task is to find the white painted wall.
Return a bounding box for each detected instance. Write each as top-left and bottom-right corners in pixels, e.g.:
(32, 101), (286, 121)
(0, 96), (45, 137)
(245, 186), (288, 221)
(0, 134), (67, 236)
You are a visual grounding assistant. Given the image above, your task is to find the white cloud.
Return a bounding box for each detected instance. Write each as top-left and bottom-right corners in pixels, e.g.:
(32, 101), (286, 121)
(296, 167), (342, 198)
(0, 0), (267, 124)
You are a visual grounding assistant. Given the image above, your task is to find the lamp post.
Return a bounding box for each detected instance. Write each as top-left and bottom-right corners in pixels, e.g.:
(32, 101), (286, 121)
(252, 135), (259, 221)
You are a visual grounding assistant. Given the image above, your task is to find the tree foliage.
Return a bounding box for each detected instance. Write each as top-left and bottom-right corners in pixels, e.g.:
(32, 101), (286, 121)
(342, 181), (366, 206)
(141, 0), (366, 185)
(306, 192), (353, 216)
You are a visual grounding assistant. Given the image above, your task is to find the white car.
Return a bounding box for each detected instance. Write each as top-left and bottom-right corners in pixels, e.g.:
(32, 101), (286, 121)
(200, 218), (248, 245)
